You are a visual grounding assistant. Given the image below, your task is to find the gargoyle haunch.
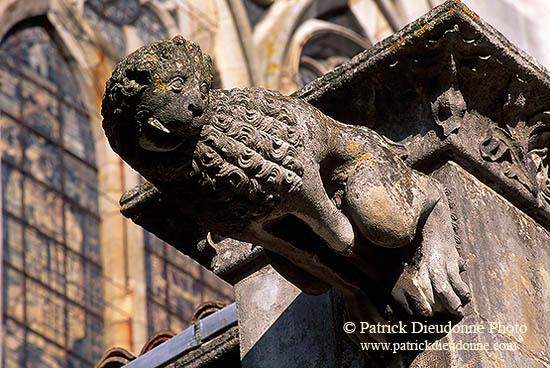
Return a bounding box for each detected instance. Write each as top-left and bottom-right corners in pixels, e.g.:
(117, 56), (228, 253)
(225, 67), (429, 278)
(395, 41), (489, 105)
(102, 36), (470, 341)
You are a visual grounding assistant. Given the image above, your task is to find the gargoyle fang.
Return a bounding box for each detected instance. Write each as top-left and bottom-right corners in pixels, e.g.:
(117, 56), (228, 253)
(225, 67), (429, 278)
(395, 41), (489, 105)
(148, 116), (171, 133)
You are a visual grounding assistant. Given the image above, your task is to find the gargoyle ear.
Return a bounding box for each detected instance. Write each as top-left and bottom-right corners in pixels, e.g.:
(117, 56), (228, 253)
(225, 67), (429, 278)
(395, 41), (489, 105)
(201, 54), (214, 88)
(204, 54), (213, 68)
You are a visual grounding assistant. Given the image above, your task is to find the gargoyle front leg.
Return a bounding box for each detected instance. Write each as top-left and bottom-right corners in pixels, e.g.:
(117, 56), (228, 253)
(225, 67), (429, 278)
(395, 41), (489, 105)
(391, 180), (471, 317)
(292, 171), (356, 255)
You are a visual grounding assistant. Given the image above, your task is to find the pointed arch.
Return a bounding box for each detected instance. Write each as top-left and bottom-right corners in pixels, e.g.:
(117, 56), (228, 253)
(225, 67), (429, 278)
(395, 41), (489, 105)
(279, 18), (371, 94)
(252, 0), (372, 90)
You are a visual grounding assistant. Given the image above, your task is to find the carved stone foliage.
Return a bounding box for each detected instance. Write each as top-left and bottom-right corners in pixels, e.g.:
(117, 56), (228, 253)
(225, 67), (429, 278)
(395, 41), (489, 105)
(529, 115), (550, 205)
(480, 93), (550, 208)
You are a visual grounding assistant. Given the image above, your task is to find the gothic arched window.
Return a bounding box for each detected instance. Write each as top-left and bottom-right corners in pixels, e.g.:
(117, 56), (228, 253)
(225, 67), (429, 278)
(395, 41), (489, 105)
(1, 18), (103, 367)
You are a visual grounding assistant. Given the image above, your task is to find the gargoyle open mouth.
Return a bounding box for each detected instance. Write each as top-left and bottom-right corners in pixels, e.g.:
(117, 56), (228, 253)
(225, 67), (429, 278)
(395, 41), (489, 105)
(138, 116), (184, 152)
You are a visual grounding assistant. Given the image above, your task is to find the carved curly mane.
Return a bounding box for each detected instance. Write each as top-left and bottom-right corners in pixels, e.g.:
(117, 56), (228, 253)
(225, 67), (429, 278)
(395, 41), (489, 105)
(179, 88), (306, 233)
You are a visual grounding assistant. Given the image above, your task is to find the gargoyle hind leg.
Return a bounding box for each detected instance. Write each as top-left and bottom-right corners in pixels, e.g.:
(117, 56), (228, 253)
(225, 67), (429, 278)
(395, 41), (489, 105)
(400, 183), (471, 316)
(343, 151), (435, 249)
(342, 149), (470, 316)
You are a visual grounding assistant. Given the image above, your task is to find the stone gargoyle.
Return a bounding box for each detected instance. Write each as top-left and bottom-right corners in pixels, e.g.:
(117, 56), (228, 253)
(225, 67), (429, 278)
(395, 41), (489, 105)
(101, 36), (470, 343)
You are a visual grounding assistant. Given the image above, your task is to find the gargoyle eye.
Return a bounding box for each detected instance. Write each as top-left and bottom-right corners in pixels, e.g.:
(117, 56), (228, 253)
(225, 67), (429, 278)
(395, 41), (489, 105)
(169, 77), (184, 93)
(200, 82), (209, 95)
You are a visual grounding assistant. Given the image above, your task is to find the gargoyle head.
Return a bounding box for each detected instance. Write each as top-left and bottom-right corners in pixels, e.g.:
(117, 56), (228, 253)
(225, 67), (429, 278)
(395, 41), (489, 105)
(102, 36), (213, 179)
(102, 37), (305, 234)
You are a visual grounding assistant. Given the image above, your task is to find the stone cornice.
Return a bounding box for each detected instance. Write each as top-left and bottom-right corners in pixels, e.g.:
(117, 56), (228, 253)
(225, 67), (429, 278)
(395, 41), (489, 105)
(296, 0), (550, 228)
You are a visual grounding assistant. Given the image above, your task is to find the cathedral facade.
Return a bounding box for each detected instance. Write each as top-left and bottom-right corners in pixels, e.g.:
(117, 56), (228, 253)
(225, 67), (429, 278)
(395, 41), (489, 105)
(1, 0), (548, 366)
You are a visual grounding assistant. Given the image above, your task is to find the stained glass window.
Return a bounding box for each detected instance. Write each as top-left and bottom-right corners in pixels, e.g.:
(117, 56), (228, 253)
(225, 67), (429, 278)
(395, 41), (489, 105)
(62, 106), (96, 164)
(1, 165), (23, 218)
(1, 19), (104, 367)
(0, 67), (19, 116)
(2, 319), (25, 368)
(135, 7), (169, 45)
(2, 218), (23, 270)
(86, 0), (141, 25)
(83, 1), (127, 55)
(144, 232), (234, 336)
(25, 228), (65, 294)
(20, 79), (59, 141)
(84, 0), (168, 58)
(2, 268), (24, 322)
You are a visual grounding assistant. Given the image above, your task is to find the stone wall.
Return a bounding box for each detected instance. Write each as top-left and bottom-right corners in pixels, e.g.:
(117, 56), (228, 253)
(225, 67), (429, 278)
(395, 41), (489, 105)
(429, 162), (550, 367)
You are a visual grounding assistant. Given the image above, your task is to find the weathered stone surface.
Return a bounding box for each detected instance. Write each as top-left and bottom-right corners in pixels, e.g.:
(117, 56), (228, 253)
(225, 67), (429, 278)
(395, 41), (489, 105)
(102, 33), (471, 345)
(297, 0), (550, 230)
(430, 162), (550, 367)
(100, 0), (550, 366)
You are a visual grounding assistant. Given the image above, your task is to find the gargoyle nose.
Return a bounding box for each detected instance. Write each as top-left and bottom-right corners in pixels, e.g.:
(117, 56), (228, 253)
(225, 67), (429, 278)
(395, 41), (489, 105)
(188, 99), (205, 117)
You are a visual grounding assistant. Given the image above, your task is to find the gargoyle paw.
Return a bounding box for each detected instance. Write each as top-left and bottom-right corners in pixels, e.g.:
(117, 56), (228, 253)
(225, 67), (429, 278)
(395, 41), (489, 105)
(432, 250), (471, 316)
(392, 245), (470, 318)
